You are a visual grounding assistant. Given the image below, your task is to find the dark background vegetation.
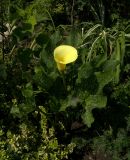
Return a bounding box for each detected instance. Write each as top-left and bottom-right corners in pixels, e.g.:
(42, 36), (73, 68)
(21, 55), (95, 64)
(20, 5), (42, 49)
(0, 0), (130, 159)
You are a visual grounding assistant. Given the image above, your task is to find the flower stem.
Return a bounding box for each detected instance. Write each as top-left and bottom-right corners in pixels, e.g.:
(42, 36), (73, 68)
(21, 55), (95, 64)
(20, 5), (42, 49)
(61, 71), (67, 92)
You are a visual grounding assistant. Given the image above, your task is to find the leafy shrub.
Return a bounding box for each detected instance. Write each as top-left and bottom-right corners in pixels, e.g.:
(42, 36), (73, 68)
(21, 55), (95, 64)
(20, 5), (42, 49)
(1, 0), (130, 159)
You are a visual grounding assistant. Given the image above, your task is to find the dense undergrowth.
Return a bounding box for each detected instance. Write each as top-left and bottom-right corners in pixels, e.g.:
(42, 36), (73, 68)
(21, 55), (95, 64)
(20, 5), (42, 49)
(0, 0), (130, 159)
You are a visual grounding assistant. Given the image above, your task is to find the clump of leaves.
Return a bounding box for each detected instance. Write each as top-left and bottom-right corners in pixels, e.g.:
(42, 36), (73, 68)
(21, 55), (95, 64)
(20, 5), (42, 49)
(0, 107), (75, 160)
(84, 121), (130, 160)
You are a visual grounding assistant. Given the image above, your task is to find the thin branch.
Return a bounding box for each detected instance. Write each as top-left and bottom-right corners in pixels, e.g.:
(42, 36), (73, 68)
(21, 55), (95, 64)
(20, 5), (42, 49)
(45, 9), (56, 32)
(1, 0), (5, 61)
(71, 0), (75, 25)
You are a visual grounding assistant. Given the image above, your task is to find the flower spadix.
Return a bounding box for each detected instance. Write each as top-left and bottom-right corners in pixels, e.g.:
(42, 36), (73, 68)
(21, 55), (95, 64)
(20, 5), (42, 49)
(54, 45), (78, 71)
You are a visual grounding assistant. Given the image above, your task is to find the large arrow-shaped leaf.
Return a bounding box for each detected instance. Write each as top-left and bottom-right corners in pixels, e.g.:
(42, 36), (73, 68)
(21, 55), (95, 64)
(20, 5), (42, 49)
(82, 95), (107, 127)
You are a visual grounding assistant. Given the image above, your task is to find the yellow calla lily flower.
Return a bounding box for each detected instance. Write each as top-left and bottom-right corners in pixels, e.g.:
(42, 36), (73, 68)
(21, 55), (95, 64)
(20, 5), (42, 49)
(54, 45), (78, 71)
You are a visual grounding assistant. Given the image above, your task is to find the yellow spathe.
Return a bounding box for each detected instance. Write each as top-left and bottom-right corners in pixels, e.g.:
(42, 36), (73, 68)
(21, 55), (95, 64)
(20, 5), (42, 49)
(54, 45), (78, 71)
(56, 63), (66, 71)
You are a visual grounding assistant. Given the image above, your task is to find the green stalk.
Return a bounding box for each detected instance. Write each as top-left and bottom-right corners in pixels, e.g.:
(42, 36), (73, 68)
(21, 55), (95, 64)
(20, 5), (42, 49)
(45, 9), (56, 32)
(61, 71), (67, 92)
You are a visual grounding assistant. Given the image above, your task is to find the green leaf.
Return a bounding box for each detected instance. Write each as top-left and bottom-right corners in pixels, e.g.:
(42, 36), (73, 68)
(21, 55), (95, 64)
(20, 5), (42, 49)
(64, 30), (82, 47)
(119, 32), (125, 66)
(60, 95), (80, 111)
(34, 66), (57, 90)
(95, 60), (118, 93)
(92, 54), (107, 68)
(26, 15), (36, 31)
(50, 30), (62, 48)
(22, 83), (33, 98)
(77, 62), (93, 83)
(72, 137), (87, 149)
(85, 95), (107, 108)
(22, 23), (32, 31)
(10, 106), (20, 116)
(77, 73), (98, 94)
(82, 95), (107, 127)
(40, 48), (54, 71)
(13, 27), (32, 41)
(111, 39), (121, 83)
(19, 103), (35, 116)
(83, 24), (101, 41)
(17, 48), (33, 65)
(87, 36), (101, 61)
(82, 110), (94, 128)
(102, 59), (119, 72)
(36, 33), (50, 46)
(95, 71), (113, 94)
